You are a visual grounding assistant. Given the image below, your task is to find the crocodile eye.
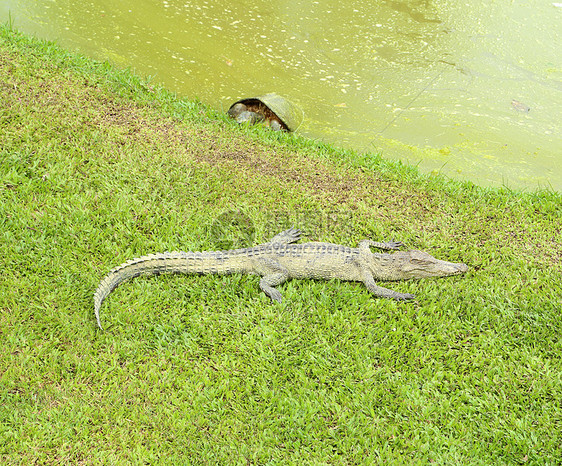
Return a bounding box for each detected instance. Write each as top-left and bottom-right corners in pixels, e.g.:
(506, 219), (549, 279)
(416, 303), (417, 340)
(410, 259), (431, 266)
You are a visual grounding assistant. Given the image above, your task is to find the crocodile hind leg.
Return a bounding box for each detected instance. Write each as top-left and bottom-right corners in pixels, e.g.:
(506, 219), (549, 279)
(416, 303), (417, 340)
(255, 258), (290, 302)
(359, 239), (403, 251)
(268, 227), (301, 245)
(362, 270), (415, 301)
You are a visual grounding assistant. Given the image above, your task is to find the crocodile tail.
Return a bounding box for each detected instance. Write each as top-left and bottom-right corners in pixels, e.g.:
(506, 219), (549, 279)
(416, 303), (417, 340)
(94, 252), (191, 330)
(93, 250), (250, 329)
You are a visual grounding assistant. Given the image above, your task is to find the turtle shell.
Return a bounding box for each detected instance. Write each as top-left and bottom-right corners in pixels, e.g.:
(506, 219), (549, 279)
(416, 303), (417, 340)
(228, 93), (303, 132)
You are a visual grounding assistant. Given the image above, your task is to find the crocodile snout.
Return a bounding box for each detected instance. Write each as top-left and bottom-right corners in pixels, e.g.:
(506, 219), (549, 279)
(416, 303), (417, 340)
(455, 262), (469, 274)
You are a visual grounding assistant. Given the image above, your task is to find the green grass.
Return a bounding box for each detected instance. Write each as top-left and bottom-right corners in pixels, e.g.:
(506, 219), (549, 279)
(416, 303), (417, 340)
(1, 24), (561, 464)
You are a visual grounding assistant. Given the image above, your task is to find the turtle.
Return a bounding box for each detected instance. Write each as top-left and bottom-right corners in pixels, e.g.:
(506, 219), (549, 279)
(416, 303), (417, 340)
(227, 93), (303, 132)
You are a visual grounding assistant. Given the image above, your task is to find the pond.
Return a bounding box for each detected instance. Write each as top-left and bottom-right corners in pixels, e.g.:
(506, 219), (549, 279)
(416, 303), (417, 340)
(2, 0), (561, 190)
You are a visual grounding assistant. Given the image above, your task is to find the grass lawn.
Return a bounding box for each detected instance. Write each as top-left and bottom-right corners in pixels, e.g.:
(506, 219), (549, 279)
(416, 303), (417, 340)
(1, 25), (561, 464)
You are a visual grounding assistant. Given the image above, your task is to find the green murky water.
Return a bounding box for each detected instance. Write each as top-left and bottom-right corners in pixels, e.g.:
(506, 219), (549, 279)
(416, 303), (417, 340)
(2, 0), (561, 190)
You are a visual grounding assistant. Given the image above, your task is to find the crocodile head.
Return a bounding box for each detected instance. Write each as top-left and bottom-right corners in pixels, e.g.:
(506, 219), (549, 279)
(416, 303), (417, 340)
(371, 250), (468, 281)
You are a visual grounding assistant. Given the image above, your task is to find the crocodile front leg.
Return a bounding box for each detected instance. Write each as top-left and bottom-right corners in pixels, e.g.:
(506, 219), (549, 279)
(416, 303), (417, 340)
(358, 238), (412, 299)
(255, 258), (290, 302)
(362, 270), (415, 300)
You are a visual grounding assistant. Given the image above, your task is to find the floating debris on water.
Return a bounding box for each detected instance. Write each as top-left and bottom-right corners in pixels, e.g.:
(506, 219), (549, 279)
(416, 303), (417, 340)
(511, 99), (530, 113)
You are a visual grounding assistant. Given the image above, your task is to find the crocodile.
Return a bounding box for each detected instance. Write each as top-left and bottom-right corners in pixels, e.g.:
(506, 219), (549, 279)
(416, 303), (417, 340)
(94, 228), (468, 329)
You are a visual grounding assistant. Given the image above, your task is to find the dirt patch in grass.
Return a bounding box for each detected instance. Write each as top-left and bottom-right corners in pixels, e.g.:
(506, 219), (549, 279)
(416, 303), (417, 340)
(1, 45), (436, 215)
